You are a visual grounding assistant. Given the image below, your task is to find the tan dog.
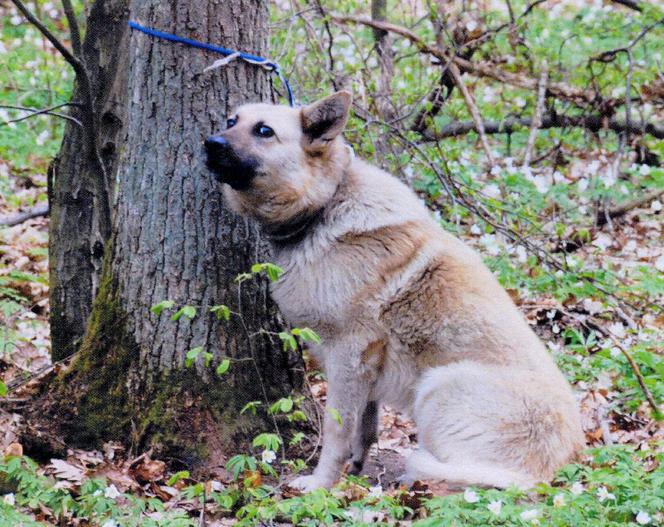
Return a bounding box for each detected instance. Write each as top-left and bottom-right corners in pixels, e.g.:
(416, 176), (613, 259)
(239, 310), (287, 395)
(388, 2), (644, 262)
(204, 91), (584, 492)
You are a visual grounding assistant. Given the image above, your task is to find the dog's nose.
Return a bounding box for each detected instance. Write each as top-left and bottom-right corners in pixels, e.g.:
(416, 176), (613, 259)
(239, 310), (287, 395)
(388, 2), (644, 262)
(205, 135), (230, 153)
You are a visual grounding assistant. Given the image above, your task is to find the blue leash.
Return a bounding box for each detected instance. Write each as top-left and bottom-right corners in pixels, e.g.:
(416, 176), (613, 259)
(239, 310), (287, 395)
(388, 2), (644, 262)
(128, 20), (295, 107)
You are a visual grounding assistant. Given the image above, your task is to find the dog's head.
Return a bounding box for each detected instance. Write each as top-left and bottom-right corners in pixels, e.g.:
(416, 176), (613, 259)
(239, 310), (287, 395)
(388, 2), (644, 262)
(205, 91), (352, 226)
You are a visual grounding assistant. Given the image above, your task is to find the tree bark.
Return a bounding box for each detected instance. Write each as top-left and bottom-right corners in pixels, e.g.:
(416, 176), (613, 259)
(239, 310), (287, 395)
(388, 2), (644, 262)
(49, 0), (130, 360)
(51, 0), (303, 468)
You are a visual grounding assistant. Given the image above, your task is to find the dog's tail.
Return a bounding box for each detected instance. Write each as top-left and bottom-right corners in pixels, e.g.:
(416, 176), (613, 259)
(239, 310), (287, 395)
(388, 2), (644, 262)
(405, 448), (536, 490)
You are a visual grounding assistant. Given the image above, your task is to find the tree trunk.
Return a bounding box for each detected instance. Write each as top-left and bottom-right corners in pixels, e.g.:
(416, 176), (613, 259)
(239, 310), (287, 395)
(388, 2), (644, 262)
(52, 0), (303, 468)
(49, 0), (130, 360)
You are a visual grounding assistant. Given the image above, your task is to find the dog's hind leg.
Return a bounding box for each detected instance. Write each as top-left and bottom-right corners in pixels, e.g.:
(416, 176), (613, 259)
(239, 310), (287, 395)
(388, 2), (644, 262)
(408, 361), (583, 489)
(348, 400), (378, 475)
(405, 449), (535, 489)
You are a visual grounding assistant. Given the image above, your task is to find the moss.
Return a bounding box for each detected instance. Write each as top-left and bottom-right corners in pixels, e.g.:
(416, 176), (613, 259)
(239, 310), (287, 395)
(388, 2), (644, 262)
(51, 240), (294, 470)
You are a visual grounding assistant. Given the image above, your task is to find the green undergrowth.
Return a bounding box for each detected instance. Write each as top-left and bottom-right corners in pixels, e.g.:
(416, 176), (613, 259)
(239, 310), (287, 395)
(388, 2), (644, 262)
(0, 445), (662, 526)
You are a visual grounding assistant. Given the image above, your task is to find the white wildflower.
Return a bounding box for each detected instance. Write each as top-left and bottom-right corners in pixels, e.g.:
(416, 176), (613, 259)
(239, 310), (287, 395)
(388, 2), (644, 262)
(597, 486), (615, 502)
(487, 500), (502, 514)
(606, 322), (625, 339)
(636, 511), (652, 525)
(484, 183), (501, 198)
(101, 521), (118, 527)
(210, 480), (223, 492)
(655, 255), (664, 272)
(570, 482), (585, 495)
(104, 484), (121, 499)
(514, 97), (527, 108)
(261, 450), (276, 464)
(36, 130), (50, 146)
(3, 494), (15, 506)
(531, 175), (550, 193)
(638, 164), (651, 176)
(10, 15), (22, 25)
(650, 200), (662, 213)
(553, 493), (565, 507)
(520, 509), (539, 521)
(368, 485), (383, 498)
(463, 488), (479, 503)
(479, 233), (501, 256)
(592, 233), (613, 251)
(470, 224), (482, 236)
(515, 245), (527, 263)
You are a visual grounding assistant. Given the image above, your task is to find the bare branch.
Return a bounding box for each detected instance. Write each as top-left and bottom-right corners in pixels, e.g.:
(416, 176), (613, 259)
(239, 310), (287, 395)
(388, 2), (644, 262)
(0, 103), (82, 128)
(447, 62), (495, 165)
(596, 188), (664, 226)
(609, 0), (643, 12)
(522, 62), (548, 168)
(10, 0), (84, 76)
(331, 14), (603, 106)
(0, 204), (49, 227)
(421, 113), (664, 141)
(61, 0), (82, 58)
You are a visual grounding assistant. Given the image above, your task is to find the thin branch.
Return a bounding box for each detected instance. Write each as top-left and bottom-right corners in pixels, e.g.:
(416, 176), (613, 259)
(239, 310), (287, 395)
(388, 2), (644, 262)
(596, 188), (664, 226)
(10, 0), (112, 240)
(522, 62), (548, 168)
(447, 62), (495, 165)
(0, 204), (49, 227)
(331, 14), (603, 106)
(610, 0), (643, 11)
(61, 0), (82, 58)
(421, 113), (664, 141)
(0, 103), (82, 127)
(598, 325), (661, 417)
(10, 0), (84, 76)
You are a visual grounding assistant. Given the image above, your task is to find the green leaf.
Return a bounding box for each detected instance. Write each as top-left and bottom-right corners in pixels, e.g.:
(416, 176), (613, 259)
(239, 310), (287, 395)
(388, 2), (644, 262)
(289, 432), (305, 446)
(278, 331), (298, 352)
(0, 381), (7, 397)
(167, 470), (190, 486)
(291, 327), (321, 344)
(210, 304), (231, 321)
(328, 407), (343, 427)
(150, 299), (175, 316)
(216, 359), (231, 376)
(252, 433), (282, 451)
(250, 262), (284, 282)
(185, 346), (204, 367)
(240, 401), (262, 415)
(172, 305), (197, 321)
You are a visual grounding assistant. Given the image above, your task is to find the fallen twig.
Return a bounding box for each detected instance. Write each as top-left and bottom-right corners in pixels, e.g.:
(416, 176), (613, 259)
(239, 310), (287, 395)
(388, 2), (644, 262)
(596, 188), (664, 226)
(0, 204), (49, 226)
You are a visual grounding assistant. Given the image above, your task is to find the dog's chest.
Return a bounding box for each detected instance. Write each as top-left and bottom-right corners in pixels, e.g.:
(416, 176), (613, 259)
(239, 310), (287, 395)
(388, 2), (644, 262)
(271, 247), (362, 332)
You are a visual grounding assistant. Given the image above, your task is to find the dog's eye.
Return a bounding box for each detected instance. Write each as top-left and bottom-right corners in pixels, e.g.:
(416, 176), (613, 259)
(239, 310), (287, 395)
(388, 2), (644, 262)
(254, 124), (275, 138)
(226, 117), (237, 129)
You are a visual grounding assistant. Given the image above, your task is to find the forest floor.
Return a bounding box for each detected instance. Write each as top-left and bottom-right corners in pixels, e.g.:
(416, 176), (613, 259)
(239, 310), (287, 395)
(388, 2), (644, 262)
(2, 0), (664, 526)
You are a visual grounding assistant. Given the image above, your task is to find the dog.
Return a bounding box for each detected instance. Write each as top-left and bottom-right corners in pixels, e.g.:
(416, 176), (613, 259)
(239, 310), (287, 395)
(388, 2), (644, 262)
(205, 91), (585, 492)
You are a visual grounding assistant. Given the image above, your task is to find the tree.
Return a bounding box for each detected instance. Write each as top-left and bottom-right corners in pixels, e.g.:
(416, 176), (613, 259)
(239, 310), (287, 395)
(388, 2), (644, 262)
(45, 0), (303, 466)
(49, 0), (129, 360)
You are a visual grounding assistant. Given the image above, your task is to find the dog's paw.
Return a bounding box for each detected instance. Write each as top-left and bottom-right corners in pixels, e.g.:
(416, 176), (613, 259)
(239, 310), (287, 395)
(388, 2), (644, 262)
(288, 474), (331, 493)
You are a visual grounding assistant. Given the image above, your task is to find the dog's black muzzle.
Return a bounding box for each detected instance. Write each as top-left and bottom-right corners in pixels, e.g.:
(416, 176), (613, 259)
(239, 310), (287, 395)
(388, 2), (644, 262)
(205, 136), (258, 190)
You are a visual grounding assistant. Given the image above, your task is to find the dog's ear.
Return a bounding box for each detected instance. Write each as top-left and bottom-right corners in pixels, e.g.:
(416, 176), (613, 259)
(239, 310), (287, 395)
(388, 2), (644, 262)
(301, 91), (352, 150)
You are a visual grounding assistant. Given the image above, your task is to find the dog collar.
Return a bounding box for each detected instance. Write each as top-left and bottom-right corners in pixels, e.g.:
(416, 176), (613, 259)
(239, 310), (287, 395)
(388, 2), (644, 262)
(263, 207), (325, 248)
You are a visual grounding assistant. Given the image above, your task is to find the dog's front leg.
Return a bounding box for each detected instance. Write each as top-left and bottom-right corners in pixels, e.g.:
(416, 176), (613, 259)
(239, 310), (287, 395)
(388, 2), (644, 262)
(290, 346), (373, 492)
